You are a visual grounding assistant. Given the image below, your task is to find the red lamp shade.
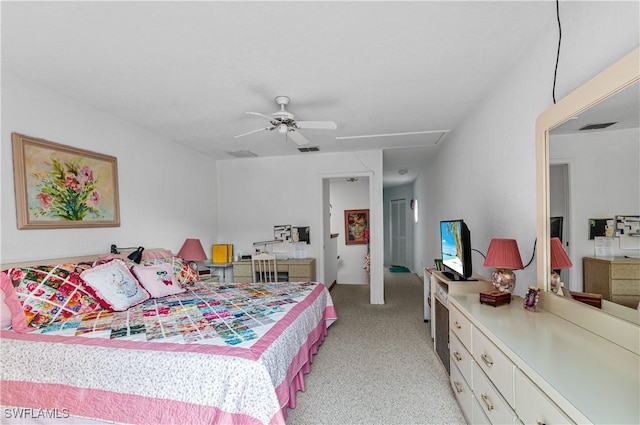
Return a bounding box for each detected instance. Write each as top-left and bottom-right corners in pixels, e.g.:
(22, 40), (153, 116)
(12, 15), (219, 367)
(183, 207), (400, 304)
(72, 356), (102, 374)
(550, 237), (572, 269)
(483, 238), (524, 270)
(177, 239), (207, 261)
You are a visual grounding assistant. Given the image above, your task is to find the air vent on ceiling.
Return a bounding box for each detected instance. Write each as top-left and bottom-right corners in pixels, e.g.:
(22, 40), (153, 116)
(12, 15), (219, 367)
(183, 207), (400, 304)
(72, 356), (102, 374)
(226, 150), (258, 158)
(298, 146), (320, 153)
(579, 122), (617, 131)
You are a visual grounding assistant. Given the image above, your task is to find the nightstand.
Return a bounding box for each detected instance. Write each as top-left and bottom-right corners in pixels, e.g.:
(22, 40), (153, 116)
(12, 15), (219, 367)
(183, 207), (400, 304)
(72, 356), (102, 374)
(194, 262), (231, 283)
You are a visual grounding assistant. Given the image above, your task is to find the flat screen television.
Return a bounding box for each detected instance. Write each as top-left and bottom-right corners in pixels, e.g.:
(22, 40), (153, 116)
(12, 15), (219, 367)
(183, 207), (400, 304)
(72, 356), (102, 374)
(440, 219), (473, 280)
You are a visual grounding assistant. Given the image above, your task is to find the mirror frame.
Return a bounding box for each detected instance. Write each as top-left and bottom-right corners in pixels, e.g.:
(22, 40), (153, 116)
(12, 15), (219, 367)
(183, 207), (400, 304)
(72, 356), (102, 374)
(535, 47), (639, 353)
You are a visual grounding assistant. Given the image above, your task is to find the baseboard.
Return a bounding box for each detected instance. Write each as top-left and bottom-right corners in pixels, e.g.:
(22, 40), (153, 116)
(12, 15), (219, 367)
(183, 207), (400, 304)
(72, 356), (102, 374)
(328, 280), (337, 291)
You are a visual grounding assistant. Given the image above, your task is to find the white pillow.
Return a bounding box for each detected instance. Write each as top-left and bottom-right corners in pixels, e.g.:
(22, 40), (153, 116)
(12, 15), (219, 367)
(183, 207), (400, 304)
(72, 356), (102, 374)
(132, 263), (185, 298)
(80, 260), (149, 311)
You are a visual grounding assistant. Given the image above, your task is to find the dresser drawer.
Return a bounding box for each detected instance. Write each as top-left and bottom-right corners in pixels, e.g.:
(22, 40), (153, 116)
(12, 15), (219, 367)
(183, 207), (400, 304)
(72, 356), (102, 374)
(611, 294), (640, 309)
(611, 263), (640, 279)
(232, 263), (253, 282)
(515, 369), (573, 425)
(450, 331), (472, 385)
(450, 303), (472, 351)
(472, 395), (491, 425)
(611, 279), (640, 295)
(289, 264), (313, 280)
(472, 326), (515, 407)
(450, 361), (473, 424)
(473, 362), (517, 425)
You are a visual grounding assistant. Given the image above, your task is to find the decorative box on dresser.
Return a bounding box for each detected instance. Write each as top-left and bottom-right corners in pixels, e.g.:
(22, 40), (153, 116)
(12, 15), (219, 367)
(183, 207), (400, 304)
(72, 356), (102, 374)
(448, 293), (639, 424)
(583, 256), (640, 308)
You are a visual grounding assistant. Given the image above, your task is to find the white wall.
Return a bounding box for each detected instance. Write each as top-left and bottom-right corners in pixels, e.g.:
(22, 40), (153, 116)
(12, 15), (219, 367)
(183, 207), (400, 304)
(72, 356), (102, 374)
(216, 151), (385, 303)
(416, 1), (639, 297)
(550, 127), (640, 288)
(330, 178), (369, 284)
(1, 71), (217, 263)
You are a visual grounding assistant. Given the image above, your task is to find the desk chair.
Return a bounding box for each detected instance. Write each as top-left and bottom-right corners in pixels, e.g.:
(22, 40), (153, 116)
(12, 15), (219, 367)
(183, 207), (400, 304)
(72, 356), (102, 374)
(251, 253), (278, 283)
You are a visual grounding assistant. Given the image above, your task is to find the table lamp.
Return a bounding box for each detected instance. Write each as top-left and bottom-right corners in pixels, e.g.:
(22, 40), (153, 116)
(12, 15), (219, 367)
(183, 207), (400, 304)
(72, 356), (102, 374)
(177, 238), (207, 270)
(549, 237), (572, 292)
(483, 238), (524, 294)
(109, 244), (144, 264)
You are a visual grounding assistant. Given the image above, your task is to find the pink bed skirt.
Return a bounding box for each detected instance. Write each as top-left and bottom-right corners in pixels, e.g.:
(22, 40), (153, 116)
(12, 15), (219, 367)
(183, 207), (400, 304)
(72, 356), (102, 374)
(275, 308), (336, 423)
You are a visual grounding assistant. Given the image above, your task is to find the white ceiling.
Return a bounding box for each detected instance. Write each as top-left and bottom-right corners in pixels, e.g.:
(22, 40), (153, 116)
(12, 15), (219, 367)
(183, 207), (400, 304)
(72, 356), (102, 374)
(1, 1), (552, 187)
(551, 81), (640, 135)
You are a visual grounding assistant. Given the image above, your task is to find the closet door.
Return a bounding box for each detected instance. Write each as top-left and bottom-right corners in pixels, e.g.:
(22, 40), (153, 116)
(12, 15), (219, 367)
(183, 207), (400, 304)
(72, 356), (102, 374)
(390, 199), (407, 267)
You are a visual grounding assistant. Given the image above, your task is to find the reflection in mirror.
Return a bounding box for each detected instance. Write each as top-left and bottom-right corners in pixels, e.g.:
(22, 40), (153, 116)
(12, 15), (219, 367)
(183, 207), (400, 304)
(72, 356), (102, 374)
(548, 81), (639, 324)
(536, 47), (640, 343)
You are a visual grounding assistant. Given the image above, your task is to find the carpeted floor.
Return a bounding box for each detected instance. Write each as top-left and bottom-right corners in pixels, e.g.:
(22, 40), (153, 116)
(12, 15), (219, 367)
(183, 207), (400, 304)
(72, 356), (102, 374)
(285, 271), (465, 424)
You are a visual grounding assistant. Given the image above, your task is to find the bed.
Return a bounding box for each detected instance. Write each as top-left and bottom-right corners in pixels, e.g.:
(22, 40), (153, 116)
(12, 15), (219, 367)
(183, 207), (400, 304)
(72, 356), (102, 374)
(0, 253), (336, 425)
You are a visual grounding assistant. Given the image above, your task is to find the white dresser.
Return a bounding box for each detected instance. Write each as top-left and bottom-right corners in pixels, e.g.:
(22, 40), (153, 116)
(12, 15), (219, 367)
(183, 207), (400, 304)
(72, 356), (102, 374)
(448, 294), (639, 424)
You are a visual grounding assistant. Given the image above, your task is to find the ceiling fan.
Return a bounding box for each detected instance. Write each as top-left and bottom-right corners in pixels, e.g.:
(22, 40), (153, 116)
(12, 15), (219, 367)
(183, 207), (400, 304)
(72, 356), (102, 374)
(234, 96), (337, 145)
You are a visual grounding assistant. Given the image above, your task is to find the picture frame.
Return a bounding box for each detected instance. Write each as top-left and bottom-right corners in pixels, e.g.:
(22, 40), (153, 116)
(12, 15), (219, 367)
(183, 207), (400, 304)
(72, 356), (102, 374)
(523, 286), (541, 312)
(344, 209), (369, 245)
(12, 133), (120, 229)
(274, 224), (292, 242)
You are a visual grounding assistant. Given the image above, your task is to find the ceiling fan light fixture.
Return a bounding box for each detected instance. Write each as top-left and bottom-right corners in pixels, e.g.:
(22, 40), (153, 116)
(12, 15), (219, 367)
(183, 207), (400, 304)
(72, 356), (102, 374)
(235, 96), (336, 145)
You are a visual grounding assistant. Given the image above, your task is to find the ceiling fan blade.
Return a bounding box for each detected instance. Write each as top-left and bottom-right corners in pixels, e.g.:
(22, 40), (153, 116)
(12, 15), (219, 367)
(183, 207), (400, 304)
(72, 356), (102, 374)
(234, 127), (270, 138)
(287, 130), (310, 145)
(296, 120), (337, 130)
(247, 111), (277, 123)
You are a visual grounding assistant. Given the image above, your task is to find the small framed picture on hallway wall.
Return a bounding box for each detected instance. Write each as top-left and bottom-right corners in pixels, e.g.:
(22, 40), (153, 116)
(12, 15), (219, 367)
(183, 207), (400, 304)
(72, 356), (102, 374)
(344, 209), (369, 245)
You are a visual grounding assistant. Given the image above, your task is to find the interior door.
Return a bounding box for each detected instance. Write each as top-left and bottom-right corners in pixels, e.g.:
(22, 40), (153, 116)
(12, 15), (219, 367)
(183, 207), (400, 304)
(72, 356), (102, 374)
(390, 199), (407, 267)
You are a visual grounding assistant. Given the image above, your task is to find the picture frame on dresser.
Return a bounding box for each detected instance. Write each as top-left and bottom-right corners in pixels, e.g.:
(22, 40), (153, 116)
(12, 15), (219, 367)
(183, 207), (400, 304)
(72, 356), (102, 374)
(12, 133), (120, 229)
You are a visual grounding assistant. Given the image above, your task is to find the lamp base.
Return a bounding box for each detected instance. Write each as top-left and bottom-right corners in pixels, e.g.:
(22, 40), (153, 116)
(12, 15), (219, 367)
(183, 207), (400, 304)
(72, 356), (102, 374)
(491, 268), (516, 293)
(479, 290), (512, 307)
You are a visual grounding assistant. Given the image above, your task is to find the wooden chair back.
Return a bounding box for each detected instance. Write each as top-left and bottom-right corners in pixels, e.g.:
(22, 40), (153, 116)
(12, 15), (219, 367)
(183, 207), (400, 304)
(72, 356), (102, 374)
(251, 253), (278, 283)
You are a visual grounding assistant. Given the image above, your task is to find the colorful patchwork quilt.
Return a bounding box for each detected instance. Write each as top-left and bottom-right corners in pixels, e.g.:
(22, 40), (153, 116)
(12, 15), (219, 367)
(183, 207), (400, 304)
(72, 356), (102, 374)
(38, 281), (316, 347)
(1, 280), (337, 425)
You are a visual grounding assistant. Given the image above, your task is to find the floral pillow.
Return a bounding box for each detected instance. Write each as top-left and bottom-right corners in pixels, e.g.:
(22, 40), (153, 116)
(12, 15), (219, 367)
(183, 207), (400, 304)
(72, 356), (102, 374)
(80, 260), (150, 312)
(1, 271), (31, 332)
(4, 264), (102, 330)
(141, 257), (198, 286)
(131, 263), (185, 298)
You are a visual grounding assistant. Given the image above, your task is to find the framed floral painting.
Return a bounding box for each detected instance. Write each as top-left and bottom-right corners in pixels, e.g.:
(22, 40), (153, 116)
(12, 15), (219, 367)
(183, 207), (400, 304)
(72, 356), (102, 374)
(12, 133), (120, 229)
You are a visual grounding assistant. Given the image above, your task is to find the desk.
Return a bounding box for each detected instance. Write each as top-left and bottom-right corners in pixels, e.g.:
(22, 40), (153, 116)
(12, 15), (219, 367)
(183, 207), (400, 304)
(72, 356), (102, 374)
(232, 258), (316, 283)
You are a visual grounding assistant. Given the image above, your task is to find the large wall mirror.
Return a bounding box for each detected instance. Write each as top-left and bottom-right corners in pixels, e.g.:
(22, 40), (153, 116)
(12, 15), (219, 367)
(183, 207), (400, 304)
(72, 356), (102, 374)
(536, 47), (639, 353)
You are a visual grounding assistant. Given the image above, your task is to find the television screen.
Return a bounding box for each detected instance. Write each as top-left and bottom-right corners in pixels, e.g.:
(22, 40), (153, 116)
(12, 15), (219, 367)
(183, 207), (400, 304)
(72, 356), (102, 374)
(440, 219), (472, 280)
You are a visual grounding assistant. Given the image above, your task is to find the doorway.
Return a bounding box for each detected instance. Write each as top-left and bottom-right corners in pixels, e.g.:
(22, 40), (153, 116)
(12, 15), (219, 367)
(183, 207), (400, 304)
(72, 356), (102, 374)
(321, 174), (373, 285)
(549, 162), (572, 288)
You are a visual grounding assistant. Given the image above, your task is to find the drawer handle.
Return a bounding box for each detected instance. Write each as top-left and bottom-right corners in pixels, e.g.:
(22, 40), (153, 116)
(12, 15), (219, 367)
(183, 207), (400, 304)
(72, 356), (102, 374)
(480, 393), (494, 411)
(454, 321), (462, 330)
(453, 381), (463, 393)
(453, 351), (462, 362)
(481, 353), (494, 367)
